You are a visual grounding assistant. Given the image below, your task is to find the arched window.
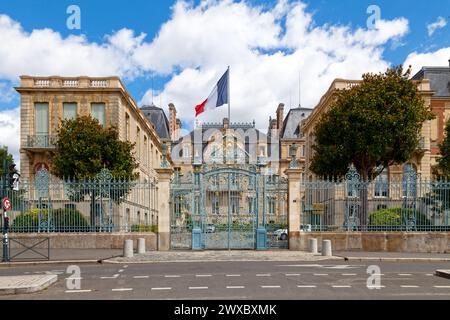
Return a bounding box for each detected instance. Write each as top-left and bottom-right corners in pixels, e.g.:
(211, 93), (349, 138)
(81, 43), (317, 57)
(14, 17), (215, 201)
(374, 168), (389, 197)
(402, 164), (417, 198)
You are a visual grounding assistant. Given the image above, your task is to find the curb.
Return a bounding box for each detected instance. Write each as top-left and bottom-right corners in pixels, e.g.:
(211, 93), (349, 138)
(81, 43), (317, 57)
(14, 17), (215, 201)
(340, 256), (450, 262)
(100, 256), (342, 264)
(0, 275), (58, 295)
(435, 269), (450, 279)
(0, 259), (100, 268)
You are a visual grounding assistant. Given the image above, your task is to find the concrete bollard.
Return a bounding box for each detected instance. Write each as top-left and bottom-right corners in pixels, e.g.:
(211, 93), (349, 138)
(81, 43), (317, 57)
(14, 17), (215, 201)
(309, 238), (318, 254)
(137, 238), (146, 254)
(322, 239), (332, 256)
(123, 239), (134, 258)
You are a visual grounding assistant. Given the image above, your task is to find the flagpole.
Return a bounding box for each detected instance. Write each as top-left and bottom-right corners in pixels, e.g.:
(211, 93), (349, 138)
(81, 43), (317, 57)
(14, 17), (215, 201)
(227, 66), (230, 122)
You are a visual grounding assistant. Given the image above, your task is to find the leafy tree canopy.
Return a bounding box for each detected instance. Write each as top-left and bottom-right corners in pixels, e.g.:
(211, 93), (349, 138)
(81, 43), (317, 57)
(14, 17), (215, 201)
(436, 119), (450, 178)
(310, 66), (434, 181)
(52, 116), (138, 180)
(0, 145), (17, 177)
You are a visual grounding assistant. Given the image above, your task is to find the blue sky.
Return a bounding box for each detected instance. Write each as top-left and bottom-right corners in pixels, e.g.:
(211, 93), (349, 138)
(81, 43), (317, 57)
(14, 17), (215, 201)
(0, 0), (449, 162)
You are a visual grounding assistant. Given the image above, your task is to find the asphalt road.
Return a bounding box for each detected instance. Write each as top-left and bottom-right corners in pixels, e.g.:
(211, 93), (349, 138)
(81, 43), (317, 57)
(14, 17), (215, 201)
(1, 261), (450, 300)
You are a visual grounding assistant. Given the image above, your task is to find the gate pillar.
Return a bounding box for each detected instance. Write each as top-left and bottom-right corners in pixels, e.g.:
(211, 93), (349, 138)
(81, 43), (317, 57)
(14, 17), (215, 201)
(156, 167), (173, 251)
(285, 167), (302, 250)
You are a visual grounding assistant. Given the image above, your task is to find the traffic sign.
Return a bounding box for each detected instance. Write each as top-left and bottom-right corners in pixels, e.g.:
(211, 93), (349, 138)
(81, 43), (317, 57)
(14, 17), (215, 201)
(3, 197), (11, 211)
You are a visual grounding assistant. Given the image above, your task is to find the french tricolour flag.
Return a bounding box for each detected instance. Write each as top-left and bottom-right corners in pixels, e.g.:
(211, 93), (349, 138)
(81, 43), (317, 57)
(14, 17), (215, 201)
(195, 69), (229, 117)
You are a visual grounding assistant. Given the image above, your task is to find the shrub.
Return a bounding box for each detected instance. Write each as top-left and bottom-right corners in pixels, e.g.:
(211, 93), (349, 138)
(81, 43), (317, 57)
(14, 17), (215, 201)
(131, 224), (158, 233)
(368, 207), (432, 230)
(11, 208), (89, 232)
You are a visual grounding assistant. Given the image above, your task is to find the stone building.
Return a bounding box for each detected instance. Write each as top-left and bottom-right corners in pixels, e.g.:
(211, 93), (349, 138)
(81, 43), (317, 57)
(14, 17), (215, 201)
(301, 78), (433, 182)
(412, 61), (450, 169)
(16, 76), (166, 183)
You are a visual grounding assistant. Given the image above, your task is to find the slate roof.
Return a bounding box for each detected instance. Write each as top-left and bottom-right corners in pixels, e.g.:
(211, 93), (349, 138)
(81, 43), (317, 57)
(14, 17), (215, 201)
(141, 104), (171, 140)
(412, 67), (450, 98)
(280, 107), (313, 139)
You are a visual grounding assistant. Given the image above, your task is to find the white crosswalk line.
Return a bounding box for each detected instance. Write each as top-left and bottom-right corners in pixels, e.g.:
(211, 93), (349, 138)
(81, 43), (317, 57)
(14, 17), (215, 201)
(332, 285), (352, 288)
(226, 286), (245, 289)
(165, 275), (181, 278)
(196, 274), (212, 277)
(285, 274), (301, 276)
(226, 274), (241, 277)
(401, 285), (419, 288)
(133, 276), (149, 279)
(398, 273), (412, 276)
(189, 286), (208, 290)
(151, 287), (172, 290)
(314, 273), (328, 276)
(65, 290), (92, 293)
(297, 285), (316, 288)
(256, 274), (271, 277)
(434, 286), (450, 288)
(112, 288), (133, 292)
(261, 285), (281, 288)
(342, 273), (357, 276)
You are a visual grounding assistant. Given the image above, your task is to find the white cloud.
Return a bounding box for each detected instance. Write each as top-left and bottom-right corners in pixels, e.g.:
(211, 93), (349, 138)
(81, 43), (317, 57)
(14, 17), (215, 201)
(0, 0), (415, 147)
(139, 1), (409, 128)
(427, 16), (447, 36)
(0, 107), (20, 166)
(404, 47), (450, 75)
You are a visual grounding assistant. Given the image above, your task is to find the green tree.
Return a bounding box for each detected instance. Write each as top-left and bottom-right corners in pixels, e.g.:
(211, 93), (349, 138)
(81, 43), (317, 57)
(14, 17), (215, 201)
(0, 146), (17, 177)
(310, 66), (434, 228)
(436, 119), (450, 178)
(52, 116), (138, 180)
(52, 116), (138, 228)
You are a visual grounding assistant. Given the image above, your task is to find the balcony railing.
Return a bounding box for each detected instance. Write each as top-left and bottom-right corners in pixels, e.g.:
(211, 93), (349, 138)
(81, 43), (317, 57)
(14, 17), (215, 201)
(26, 135), (57, 149)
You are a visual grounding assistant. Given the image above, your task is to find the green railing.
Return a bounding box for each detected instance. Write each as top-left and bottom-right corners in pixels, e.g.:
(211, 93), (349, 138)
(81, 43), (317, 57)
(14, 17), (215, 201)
(2, 168), (158, 233)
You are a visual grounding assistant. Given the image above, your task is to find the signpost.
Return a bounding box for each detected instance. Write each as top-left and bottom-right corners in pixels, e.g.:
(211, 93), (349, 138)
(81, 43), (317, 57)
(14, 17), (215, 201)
(2, 197), (11, 262)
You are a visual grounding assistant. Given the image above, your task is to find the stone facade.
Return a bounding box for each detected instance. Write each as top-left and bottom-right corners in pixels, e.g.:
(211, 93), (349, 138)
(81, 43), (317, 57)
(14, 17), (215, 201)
(300, 78), (433, 181)
(16, 76), (166, 183)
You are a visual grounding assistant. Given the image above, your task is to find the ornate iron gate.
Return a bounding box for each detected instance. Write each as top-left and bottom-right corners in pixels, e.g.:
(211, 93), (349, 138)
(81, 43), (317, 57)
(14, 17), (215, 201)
(170, 164), (288, 250)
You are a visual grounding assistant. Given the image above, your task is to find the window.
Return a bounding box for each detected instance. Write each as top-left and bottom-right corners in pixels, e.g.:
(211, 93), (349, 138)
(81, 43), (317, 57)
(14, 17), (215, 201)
(248, 197), (255, 214)
(183, 145), (190, 159)
(63, 102), (77, 120)
(231, 197), (240, 215)
(374, 168), (389, 197)
(144, 136), (148, 167)
(212, 194), (219, 214)
(35, 102), (49, 135)
(136, 127), (141, 160)
(125, 113), (130, 140)
(268, 197), (276, 215)
(150, 144), (154, 167)
(91, 103), (106, 127)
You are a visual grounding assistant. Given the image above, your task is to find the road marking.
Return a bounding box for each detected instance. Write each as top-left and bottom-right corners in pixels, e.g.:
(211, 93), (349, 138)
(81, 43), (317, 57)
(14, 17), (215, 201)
(261, 285), (281, 288)
(256, 274), (271, 277)
(112, 288), (133, 292)
(165, 275), (181, 278)
(332, 285), (352, 288)
(314, 273), (328, 276)
(189, 286), (208, 290)
(367, 285), (386, 289)
(297, 285), (316, 288)
(196, 274), (212, 277)
(133, 276), (149, 279)
(65, 289), (92, 293)
(123, 265), (128, 268)
(64, 277), (83, 280)
(151, 287), (172, 291)
(426, 274), (434, 276)
(226, 286), (245, 289)
(100, 274), (119, 279)
(342, 273), (357, 276)
(398, 273), (412, 276)
(226, 274), (241, 277)
(118, 269), (124, 273)
(401, 285), (419, 288)
(285, 273), (301, 276)
(434, 286), (450, 288)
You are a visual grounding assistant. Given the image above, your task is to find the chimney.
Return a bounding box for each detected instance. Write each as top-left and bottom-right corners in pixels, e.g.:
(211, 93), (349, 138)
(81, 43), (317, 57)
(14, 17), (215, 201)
(169, 103), (177, 141)
(276, 103), (284, 130)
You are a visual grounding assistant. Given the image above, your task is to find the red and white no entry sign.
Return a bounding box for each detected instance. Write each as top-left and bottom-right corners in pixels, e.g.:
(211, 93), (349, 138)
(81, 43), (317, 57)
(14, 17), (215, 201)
(3, 197), (11, 211)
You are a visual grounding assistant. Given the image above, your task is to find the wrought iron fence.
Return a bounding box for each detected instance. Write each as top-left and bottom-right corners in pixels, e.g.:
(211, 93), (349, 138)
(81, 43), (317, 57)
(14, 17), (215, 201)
(301, 167), (450, 232)
(1, 168), (158, 233)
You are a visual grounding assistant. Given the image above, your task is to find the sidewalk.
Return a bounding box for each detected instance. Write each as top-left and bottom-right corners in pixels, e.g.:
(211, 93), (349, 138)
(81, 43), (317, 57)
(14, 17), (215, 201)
(0, 274), (57, 295)
(0, 249), (122, 267)
(335, 251), (450, 262)
(103, 250), (340, 264)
